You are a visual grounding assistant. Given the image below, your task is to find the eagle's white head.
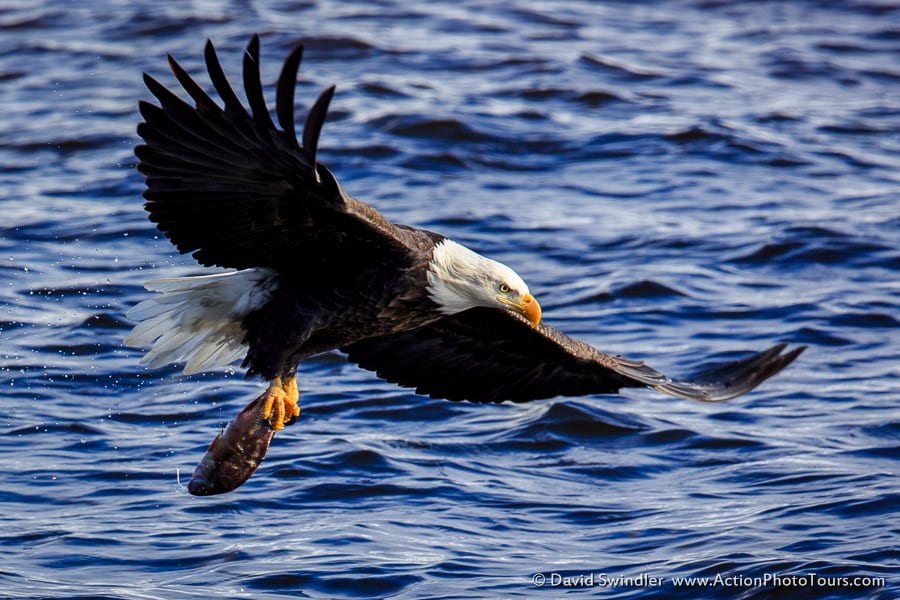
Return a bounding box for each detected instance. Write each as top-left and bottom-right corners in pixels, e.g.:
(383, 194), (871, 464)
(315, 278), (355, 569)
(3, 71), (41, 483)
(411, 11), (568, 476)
(426, 239), (541, 327)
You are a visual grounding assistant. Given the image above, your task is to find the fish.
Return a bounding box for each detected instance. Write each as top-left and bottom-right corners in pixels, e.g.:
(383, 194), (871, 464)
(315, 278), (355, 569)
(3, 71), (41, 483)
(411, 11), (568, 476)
(187, 392), (277, 496)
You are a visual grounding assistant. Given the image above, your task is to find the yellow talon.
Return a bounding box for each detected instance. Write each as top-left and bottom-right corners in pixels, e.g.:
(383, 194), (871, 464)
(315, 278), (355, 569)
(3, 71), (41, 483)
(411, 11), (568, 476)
(260, 376), (301, 431)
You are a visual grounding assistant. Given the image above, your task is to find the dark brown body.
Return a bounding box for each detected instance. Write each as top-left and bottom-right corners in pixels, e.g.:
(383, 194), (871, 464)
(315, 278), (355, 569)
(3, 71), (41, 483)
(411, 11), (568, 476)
(240, 226), (445, 381)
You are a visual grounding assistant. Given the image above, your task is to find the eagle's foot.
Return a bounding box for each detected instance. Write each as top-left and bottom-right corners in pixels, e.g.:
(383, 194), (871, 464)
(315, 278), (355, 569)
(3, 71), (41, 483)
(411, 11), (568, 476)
(261, 376), (300, 431)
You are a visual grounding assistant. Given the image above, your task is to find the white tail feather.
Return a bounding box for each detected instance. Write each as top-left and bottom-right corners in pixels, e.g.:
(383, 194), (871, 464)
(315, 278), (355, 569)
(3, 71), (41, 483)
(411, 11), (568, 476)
(125, 269), (276, 375)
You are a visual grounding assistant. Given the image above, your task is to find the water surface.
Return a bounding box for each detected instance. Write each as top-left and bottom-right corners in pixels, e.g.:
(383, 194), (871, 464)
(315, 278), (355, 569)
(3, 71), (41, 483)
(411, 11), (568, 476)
(1, 1), (897, 598)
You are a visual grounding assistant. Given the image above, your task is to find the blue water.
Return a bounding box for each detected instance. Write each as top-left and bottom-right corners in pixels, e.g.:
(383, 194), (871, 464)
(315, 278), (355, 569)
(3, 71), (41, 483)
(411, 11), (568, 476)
(1, 1), (897, 598)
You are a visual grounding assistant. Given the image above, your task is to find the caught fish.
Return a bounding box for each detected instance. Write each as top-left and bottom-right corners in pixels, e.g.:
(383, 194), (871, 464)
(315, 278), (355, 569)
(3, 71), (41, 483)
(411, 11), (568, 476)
(188, 394), (276, 496)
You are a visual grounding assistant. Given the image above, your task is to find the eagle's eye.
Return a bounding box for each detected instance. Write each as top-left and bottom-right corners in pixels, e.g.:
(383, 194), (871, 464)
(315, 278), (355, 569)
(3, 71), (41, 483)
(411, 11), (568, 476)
(499, 283), (511, 294)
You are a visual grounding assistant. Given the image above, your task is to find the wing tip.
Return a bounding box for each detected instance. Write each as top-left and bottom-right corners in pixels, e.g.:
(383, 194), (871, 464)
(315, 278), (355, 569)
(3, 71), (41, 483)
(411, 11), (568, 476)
(142, 71), (161, 92)
(302, 84), (337, 180)
(242, 34), (276, 131)
(656, 342), (806, 403)
(276, 42), (306, 146)
(158, 34), (336, 164)
(204, 36), (245, 114)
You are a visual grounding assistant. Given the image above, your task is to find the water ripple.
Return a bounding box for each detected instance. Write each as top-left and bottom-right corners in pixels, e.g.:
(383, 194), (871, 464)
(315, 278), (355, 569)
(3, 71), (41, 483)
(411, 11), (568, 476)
(1, 1), (897, 599)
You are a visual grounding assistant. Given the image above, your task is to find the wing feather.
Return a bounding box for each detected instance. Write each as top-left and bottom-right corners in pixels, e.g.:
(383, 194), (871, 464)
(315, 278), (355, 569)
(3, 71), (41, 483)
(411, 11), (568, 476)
(343, 308), (805, 403)
(166, 55), (217, 110)
(136, 35), (410, 272)
(276, 43), (304, 146)
(242, 35), (276, 132)
(204, 39), (245, 115)
(302, 85), (336, 177)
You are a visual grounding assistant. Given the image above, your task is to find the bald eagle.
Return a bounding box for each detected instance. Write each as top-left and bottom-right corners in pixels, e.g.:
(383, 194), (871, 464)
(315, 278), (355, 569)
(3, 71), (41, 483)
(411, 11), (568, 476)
(126, 36), (804, 495)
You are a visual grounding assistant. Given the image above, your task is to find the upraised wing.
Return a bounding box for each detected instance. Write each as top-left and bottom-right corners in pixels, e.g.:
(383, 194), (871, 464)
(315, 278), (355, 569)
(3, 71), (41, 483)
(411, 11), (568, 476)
(136, 35), (409, 273)
(343, 308), (805, 403)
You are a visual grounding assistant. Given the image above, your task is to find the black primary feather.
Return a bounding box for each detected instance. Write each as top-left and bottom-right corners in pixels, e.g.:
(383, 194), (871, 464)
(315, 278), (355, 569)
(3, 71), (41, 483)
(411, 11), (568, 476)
(302, 84), (336, 180)
(242, 34), (276, 132)
(166, 55), (216, 110)
(276, 42), (304, 148)
(204, 39), (245, 115)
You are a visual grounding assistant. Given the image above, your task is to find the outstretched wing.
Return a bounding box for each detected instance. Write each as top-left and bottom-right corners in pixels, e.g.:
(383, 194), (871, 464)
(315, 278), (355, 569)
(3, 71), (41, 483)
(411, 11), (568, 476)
(136, 35), (409, 272)
(343, 308), (805, 403)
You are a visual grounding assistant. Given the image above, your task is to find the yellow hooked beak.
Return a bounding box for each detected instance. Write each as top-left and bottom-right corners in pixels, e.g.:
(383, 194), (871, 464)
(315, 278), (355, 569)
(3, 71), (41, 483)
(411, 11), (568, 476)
(499, 293), (542, 328)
